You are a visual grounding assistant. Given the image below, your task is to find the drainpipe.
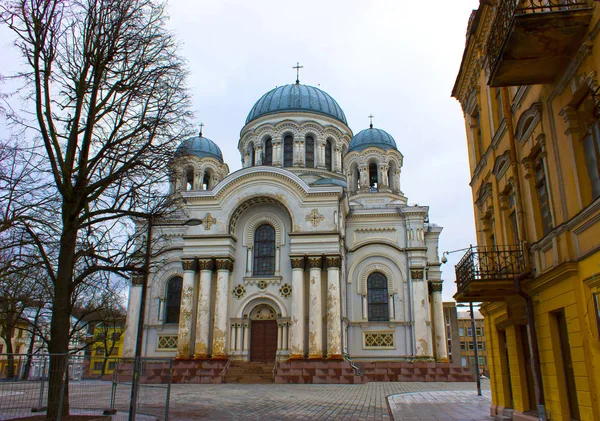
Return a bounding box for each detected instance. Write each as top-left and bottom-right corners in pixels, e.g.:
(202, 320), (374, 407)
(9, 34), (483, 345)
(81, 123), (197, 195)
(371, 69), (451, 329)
(515, 272), (546, 421)
(502, 87), (546, 420)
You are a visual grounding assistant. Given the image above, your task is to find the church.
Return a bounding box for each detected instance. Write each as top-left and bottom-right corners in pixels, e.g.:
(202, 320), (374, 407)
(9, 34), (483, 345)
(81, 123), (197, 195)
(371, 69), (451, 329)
(122, 74), (449, 372)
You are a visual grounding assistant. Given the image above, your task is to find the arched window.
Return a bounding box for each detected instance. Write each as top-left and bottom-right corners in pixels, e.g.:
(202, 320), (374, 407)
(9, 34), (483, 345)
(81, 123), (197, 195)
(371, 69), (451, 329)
(367, 272), (389, 321)
(253, 224), (275, 276)
(165, 277), (183, 324)
(305, 136), (315, 168)
(249, 143), (255, 167)
(202, 171), (211, 190)
(264, 138), (273, 165)
(284, 135), (294, 167)
(369, 163), (378, 191)
(185, 169), (194, 191)
(325, 140), (333, 171)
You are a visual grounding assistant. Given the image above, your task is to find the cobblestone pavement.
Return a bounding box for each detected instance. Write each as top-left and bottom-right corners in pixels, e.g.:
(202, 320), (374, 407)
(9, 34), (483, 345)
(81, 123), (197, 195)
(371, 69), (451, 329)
(162, 380), (491, 421)
(388, 390), (493, 421)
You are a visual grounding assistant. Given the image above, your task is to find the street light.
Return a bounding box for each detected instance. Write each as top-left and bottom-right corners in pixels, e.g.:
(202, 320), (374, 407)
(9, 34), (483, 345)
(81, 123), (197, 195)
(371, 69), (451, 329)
(441, 247), (482, 397)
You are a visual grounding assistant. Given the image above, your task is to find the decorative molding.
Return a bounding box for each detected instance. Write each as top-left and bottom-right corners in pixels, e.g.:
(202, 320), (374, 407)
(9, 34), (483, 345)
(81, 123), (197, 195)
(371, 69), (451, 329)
(428, 281), (443, 293)
(197, 259), (214, 271)
(325, 256), (341, 269)
(410, 269), (424, 280)
(250, 305), (277, 320)
(229, 195), (294, 235)
(305, 209), (324, 227)
(515, 102), (543, 143)
(156, 335), (178, 350)
(181, 259), (196, 272)
(307, 256), (323, 269)
(290, 256), (305, 270)
(243, 213), (286, 247)
(131, 275), (144, 286)
(363, 332), (395, 349)
(279, 283), (292, 298)
(201, 212), (217, 230)
(232, 284), (246, 299)
(358, 264), (396, 295)
(244, 276), (282, 286)
(215, 258), (234, 272)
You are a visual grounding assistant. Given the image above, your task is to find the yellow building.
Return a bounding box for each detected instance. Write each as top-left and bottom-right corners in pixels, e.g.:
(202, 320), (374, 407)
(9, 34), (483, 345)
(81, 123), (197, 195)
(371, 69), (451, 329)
(88, 324), (125, 376)
(452, 1), (600, 420)
(0, 320), (30, 378)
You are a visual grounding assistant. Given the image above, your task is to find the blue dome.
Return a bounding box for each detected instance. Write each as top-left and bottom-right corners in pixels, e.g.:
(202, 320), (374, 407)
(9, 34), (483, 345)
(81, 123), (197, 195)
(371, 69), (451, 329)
(175, 135), (223, 162)
(348, 127), (397, 152)
(312, 178), (348, 188)
(246, 83), (347, 125)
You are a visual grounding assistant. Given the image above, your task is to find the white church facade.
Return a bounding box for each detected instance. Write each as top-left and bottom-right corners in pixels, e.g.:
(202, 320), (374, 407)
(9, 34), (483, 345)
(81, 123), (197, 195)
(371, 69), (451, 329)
(123, 80), (449, 366)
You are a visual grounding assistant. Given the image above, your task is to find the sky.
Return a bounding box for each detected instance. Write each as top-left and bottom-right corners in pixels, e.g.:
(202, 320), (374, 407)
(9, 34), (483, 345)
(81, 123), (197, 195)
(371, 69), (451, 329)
(0, 0), (481, 301)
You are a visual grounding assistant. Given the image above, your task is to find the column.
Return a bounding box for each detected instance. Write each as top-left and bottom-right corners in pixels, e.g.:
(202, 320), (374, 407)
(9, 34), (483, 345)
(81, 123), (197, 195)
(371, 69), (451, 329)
(254, 145), (262, 166)
(177, 259), (197, 358)
(430, 281), (448, 361)
(243, 321), (250, 352)
(194, 259), (213, 358)
(362, 295), (368, 321)
(123, 275), (143, 357)
(283, 322), (289, 351)
(277, 322), (284, 351)
(411, 268), (432, 357)
(289, 256), (305, 359)
(308, 256), (323, 359)
(246, 248), (252, 276)
(212, 258), (233, 358)
(359, 164), (369, 191)
(236, 322), (243, 352)
(326, 256), (343, 359)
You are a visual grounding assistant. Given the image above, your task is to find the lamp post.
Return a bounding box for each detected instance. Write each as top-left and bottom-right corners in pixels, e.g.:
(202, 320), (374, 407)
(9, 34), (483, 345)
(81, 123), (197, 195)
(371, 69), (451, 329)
(128, 216), (203, 421)
(441, 247), (482, 396)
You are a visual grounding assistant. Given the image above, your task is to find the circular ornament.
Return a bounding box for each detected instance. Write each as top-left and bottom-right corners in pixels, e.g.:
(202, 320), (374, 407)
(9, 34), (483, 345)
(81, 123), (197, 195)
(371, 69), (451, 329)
(279, 283), (292, 298)
(232, 284), (246, 299)
(257, 280), (267, 290)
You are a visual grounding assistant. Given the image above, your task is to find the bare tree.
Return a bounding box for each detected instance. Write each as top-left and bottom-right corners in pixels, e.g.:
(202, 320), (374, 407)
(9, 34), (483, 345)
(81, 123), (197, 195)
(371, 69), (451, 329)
(0, 0), (191, 416)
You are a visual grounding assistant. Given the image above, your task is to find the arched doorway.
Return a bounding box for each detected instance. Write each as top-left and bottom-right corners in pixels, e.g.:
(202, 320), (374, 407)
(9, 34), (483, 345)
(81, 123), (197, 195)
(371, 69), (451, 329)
(249, 305), (278, 362)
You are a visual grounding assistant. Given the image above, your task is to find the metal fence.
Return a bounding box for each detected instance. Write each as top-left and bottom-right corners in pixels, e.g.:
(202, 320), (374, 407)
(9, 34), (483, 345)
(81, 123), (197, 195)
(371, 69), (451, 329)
(0, 353), (172, 420)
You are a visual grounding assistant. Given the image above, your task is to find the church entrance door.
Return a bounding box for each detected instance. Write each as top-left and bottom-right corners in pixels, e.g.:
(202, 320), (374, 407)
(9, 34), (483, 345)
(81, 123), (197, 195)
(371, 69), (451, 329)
(250, 320), (278, 362)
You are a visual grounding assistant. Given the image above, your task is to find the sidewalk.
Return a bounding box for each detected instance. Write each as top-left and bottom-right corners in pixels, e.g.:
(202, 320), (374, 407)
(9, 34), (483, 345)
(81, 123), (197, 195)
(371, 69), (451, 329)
(388, 390), (493, 421)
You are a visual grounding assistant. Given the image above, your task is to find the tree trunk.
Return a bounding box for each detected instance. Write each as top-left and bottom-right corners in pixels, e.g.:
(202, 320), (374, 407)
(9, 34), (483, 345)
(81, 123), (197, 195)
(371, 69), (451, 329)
(22, 310), (41, 380)
(5, 337), (15, 380)
(46, 216), (78, 419)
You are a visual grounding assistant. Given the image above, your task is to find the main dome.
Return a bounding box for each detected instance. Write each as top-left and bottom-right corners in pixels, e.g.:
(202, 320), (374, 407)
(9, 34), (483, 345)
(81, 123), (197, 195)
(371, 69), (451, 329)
(175, 134), (223, 162)
(245, 83), (347, 125)
(348, 127), (397, 152)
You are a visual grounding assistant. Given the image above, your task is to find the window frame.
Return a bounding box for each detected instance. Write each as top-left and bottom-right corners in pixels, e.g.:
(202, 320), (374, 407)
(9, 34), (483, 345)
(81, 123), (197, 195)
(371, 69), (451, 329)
(305, 136), (315, 168)
(367, 272), (389, 321)
(252, 224), (276, 276)
(284, 135), (294, 167)
(264, 138), (273, 165)
(165, 276), (183, 324)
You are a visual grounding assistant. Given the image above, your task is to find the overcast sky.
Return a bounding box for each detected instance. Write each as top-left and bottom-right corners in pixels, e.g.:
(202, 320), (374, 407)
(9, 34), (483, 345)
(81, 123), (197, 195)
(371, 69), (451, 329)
(1, 0), (481, 301)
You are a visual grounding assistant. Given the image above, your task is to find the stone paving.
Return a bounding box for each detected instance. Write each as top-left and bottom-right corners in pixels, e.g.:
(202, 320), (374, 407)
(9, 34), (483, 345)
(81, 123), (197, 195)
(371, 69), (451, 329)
(388, 390), (493, 421)
(161, 380), (491, 421)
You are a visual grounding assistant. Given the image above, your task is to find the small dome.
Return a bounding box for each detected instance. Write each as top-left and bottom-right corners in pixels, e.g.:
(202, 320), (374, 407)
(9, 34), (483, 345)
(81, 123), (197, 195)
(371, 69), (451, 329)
(348, 127), (397, 152)
(175, 135), (223, 162)
(246, 83), (347, 125)
(312, 178), (348, 188)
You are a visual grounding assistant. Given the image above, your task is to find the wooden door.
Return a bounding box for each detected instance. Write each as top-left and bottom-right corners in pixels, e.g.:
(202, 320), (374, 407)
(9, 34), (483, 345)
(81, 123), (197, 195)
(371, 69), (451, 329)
(250, 320), (278, 362)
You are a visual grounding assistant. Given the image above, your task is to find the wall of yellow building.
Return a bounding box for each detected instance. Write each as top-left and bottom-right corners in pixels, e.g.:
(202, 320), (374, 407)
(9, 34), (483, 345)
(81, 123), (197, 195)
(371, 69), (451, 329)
(453, 3), (600, 420)
(88, 326), (125, 376)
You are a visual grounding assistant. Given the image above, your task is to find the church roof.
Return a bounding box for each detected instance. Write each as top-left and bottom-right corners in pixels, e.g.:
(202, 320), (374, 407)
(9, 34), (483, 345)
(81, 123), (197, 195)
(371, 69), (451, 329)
(245, 83), (347, 125)
(175, 134), (224, 162)
(312, 178), (348, 188)
(348, 127), (397, 152)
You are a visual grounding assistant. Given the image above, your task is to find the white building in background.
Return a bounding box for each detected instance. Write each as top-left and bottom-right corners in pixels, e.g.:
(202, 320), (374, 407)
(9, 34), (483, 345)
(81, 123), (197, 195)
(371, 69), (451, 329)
(123, 79), (448, 363)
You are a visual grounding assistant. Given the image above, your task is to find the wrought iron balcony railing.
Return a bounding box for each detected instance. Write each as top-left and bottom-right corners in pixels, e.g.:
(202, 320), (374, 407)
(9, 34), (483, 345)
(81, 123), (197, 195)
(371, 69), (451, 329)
(487, 0), (590, 79)
(455, 245), (526, 294)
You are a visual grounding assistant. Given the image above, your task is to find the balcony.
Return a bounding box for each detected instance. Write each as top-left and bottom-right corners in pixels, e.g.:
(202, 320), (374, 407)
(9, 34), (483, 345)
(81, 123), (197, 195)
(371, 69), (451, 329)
(454, 246), (526, 302)
(487, 0), (593, 87)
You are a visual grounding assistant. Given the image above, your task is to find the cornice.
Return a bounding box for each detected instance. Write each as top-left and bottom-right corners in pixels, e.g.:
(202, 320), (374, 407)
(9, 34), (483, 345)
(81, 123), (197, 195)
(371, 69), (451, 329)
(240, 113), (353, 140)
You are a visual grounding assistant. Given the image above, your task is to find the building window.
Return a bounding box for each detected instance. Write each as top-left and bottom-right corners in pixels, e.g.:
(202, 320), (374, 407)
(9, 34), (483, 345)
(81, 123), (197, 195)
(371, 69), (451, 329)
(305, 136), (315, 168)
(469, 341), (474, 350)
(369, 163), (378, 191)
(477, 342), (483, 351)
(459, 327), (465, 336)
(479, 356), (485, 365)
(185, 169), (194, 191)
(202, 171), (211, 190)
(93, 362), (103, 371)
(108, 361), (117, 370)
(471, 107), (484, 161)
(467, 327), (473, 337)
(583, 122), (600, 199)
(95, 347), (106, 356)
(534, 152), (552, 235)
(253, 224), (276, 276)
(461, 356), (467, 367)
(264, 138), (272, 165)
(495, 88), (504, 127)
(460, 341), (466, 350)
(325, 140), (332, 171)
(165, 276), (183, 324)
(476, 327), (483, 337)
(284, 135), (294, 167)
(249, 143), (255, 166)
(367, 272), (389, 321)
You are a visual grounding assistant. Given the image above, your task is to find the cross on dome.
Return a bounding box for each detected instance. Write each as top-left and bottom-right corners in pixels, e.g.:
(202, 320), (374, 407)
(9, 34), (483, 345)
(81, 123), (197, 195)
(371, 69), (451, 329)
(368, 114), (374, 129)
(199, 122), (204, 136)
(293, 62), (303, 85)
